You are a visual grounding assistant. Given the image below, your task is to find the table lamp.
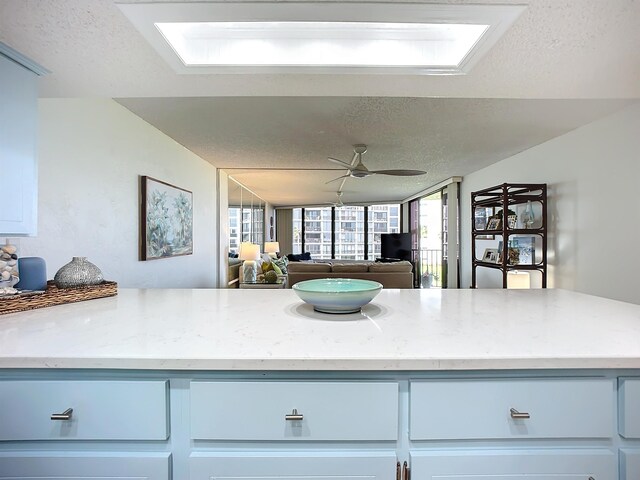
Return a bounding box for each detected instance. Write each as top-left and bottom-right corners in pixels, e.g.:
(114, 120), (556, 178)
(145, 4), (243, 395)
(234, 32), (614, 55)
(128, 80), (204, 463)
(264, 241), (280, 259)
(239, 242), (260, 283)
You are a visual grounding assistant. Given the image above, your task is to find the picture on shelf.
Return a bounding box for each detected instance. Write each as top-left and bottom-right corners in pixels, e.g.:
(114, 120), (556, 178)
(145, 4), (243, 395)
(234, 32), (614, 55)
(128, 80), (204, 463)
(511, 237), (536, 265)
(486, 217), (502, 230)
(507, 214), (518, 229)
(483, 248), (500, 263)
(474, 206), (495, 239)
(498, 237), (536, 265)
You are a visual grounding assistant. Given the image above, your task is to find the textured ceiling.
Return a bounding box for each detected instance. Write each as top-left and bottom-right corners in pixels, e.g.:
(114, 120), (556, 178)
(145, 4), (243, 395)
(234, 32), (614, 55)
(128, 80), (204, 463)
(0, 0), (639, 99)
(1, 0), (638, 205)
(117, 97), (631, 205)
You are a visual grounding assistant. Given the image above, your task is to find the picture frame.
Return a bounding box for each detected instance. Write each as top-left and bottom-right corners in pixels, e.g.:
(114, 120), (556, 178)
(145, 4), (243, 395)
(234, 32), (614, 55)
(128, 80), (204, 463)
(507, 214), (517, 229)
(474, 206), (495, 239)
(486, 217), (502, 231)
(140, 176), (193, 261)
(482, 248), (500, 263)
(510, 236), (536, 265)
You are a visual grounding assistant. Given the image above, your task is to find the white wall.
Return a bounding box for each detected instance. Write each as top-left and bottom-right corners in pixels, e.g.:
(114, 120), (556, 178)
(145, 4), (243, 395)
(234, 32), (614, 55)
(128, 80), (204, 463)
(4, 98), (218, 288)
(460, 102), (640, 305)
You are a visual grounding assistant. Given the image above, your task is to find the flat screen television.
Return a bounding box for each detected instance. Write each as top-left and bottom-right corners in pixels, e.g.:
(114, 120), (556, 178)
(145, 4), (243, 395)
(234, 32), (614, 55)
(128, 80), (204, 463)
(380, 233), (412, 261)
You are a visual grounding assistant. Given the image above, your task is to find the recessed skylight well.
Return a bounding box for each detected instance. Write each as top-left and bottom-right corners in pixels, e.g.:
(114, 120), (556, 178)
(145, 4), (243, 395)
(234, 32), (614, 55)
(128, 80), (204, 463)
(119, 3), (526, 74)
(155, 21), (489, 68)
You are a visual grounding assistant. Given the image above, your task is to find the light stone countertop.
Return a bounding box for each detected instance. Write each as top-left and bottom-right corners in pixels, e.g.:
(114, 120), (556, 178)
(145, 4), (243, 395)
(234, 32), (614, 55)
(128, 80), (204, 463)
(0, 288), (639, 371)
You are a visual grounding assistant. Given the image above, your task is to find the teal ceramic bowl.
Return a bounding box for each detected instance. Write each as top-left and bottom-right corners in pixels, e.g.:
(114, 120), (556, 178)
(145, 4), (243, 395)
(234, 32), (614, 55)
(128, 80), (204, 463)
(292, 278), (383, 314)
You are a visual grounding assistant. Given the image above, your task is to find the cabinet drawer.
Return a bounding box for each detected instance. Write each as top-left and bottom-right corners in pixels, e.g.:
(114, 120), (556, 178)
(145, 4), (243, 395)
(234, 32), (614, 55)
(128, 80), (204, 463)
(410, 379), (613, 440)
(619, 378), (640, 438)
(0, 452), (170, 479)
(190, 381), (398, 440)
(190, 452), (397, 480)
(0, 380), (168, 441)
(410, 449), (616, 479)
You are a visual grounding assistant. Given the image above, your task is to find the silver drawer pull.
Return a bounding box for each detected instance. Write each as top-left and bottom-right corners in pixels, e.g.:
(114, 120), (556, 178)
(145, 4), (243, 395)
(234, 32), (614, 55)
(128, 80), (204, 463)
(285, 408), (303, 421)
(51, 408), (73, 421)
(510, 408), (530, 419)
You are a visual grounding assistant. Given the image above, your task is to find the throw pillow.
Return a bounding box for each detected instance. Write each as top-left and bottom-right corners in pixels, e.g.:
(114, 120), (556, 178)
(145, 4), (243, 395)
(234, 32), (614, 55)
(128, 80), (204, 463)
(271, 262), (283, 275)
(273, 257), (288, 274)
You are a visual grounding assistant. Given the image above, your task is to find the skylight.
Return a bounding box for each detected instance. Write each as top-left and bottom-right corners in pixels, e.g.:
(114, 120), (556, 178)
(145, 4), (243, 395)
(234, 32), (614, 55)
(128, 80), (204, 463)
(118, 2), (526, 74)
(155, 21), (489, 68)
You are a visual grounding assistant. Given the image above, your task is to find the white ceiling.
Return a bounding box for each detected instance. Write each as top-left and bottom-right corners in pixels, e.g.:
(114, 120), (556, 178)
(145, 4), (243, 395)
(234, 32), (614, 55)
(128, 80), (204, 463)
(1, 0), (639, 205)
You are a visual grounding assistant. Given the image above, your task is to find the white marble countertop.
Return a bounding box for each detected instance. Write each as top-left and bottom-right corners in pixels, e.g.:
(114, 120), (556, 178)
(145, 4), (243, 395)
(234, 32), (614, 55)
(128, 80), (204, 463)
(0, 288), (639, 371)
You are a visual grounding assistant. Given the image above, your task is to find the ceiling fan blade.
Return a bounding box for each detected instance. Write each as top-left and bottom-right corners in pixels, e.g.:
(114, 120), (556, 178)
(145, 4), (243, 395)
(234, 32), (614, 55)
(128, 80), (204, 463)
(369, 169), (427, 176)
(325, 174), (351, 184)
(328, 157), (354, 168)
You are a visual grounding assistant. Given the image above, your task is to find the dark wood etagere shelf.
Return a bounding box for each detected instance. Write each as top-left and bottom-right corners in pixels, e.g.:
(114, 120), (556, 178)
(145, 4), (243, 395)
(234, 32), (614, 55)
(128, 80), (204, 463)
(471, 183), (547, 289)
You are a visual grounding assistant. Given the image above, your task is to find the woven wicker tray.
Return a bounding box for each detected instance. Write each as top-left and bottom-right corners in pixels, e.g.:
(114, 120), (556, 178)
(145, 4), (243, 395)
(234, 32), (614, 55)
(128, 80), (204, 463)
(0, 281), (117, 316)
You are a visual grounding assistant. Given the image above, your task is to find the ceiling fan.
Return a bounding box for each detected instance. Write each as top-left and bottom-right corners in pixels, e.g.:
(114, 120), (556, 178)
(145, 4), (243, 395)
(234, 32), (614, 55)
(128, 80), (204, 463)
(326, 144), (427, 184)
(324, 191), (345, 207)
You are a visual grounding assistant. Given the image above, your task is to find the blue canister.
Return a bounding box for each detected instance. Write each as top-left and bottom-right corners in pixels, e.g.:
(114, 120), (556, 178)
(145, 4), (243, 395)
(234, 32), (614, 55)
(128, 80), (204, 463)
(15, 257), (47, 291)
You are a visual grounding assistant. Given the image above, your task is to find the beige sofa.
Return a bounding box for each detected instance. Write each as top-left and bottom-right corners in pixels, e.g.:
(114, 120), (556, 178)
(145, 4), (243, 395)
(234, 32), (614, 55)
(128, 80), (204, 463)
(287, 261), (413, 289)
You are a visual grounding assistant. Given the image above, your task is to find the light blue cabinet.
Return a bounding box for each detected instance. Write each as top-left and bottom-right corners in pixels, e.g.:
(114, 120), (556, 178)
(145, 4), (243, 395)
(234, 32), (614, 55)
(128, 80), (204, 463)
(410, 379), (614, 440)
(619, 378), (640, 438)
(410, 449), (616, 479)
(0, 50), (40, 236)
(1, 372), (639, 479)
(0, 380), (169, 440)
(0, 452), (170, 479)
(190, 452), (397, 480)
(190, 381), (398, 441)
(620, 449), (640, 480)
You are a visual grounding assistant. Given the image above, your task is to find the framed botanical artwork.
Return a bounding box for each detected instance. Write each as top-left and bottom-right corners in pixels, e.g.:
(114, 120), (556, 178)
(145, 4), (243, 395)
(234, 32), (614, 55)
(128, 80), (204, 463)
(486, 217), (502, 231)
(140, 176), (193, 261)
(474, 206), (495, 239)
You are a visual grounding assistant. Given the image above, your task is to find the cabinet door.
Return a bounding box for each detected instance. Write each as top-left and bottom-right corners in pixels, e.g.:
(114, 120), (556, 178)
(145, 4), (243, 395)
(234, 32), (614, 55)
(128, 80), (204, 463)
(0, 53), (38, 236)
(0, 452), (170, 479)
(190, 452), (397, 480)
(410, 449), (615, 479)
(621, 450), (640, 480)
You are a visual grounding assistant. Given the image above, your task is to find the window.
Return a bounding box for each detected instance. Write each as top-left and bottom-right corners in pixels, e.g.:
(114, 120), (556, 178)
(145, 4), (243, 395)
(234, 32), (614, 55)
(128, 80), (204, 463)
(304, 207), (332, 260)
(335, 206), (365, 260)
(291, 204), (401, 260)
(292, 208), (302, 254)
(367, 204), (401, 259)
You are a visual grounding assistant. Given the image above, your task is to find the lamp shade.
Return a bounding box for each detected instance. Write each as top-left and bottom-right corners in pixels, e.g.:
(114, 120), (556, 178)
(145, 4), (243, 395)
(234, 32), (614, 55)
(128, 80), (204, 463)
(238, 242), (260, 261)
(264, 241), (280, 254)
(507, 270), (531, 289)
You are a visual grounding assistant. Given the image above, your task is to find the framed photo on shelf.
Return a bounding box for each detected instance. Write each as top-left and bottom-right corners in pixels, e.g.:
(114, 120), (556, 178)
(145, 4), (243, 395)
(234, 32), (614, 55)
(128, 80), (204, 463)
(474, 206), (495, 239)
(482, 248), (500, 263)
(507, 214), (517, 229)
(486, 217), (502, 231)
(510, 236), (536, 265)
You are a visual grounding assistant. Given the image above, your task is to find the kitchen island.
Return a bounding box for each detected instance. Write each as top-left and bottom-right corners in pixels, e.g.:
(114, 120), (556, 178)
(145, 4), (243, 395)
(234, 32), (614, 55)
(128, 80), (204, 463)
(1, 288), (639, 479)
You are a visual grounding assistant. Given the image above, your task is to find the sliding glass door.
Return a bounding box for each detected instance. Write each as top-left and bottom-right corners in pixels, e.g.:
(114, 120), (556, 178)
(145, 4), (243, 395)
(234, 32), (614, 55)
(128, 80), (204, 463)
(410, 184), (459, 288)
